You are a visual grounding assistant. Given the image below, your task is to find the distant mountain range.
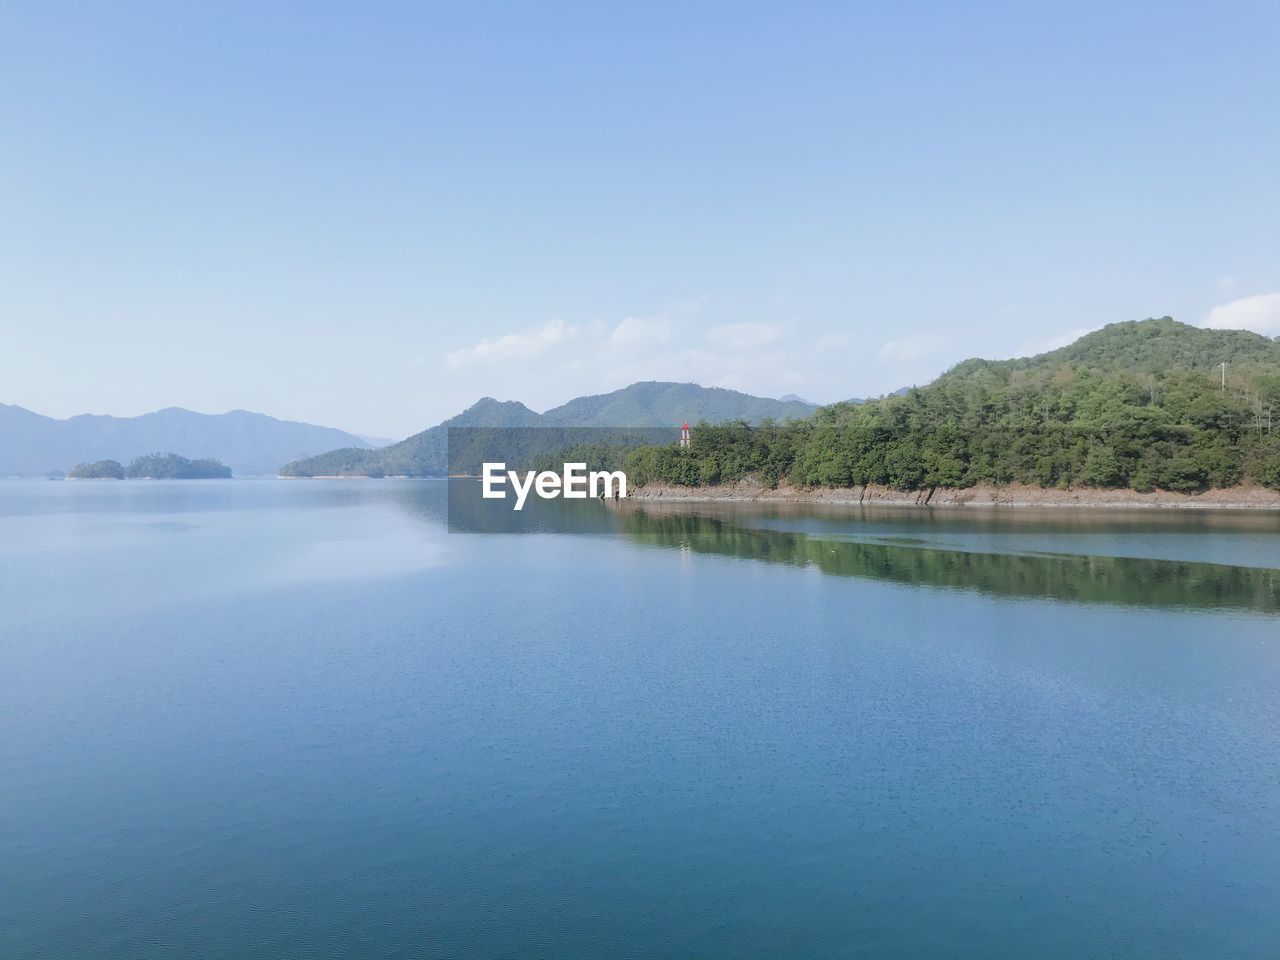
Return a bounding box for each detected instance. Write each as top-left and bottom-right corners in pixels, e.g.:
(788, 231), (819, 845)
(0, 405), (374, 477)
(282, 382), (818, 477)
(16, 321), (1271, 482)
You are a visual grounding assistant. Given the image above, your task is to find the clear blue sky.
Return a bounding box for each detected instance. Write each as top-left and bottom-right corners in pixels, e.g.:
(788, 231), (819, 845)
(3, 1), (1278, 438)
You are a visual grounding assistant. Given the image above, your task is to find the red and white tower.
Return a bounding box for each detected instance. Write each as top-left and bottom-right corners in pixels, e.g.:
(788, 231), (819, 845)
(680, 421), (691, 448)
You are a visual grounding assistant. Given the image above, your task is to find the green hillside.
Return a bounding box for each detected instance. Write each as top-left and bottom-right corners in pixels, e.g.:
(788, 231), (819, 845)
(949, 317), (1280, 378)
(280, 383), (815, 477)
(625, 318), (1280, 493)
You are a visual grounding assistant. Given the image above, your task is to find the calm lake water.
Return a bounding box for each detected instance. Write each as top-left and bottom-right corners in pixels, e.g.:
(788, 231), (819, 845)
(2, 480), (1279, 959)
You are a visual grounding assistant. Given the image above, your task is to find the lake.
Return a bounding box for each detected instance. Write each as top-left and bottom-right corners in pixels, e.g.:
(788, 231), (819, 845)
(2, 479), (1279, 959)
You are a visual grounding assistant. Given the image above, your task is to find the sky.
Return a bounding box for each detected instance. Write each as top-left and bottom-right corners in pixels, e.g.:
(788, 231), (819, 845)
(2, 1), (1278, 439)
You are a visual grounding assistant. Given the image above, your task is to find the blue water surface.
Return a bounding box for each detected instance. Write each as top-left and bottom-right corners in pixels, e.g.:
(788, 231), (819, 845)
(1, 480), (1278, 959)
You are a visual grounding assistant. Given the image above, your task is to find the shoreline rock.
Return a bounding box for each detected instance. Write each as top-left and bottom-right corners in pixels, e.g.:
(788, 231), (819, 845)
(630, 480), (1280, 510)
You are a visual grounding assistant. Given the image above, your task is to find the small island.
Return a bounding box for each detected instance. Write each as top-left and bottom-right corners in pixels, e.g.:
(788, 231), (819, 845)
(67, 459), (126, 480)
(67, 453), (232, 480)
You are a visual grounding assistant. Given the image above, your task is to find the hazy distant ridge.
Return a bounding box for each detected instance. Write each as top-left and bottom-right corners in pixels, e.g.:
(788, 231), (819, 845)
(0, 405), (373, 477)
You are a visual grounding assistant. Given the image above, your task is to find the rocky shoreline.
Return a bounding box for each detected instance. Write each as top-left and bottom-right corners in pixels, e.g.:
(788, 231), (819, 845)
(631, 480), (1280, 510)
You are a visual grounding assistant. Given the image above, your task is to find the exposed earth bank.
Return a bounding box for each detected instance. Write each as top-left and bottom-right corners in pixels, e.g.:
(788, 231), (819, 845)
(631, 480), (1280, 509)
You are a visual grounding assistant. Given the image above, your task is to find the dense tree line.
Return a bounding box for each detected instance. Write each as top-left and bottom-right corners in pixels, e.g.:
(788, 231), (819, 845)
(624, 320), (1280, 493)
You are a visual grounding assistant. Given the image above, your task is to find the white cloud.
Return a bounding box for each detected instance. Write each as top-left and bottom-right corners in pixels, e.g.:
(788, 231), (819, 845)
(435, 299), (959, 414)
(1203, 293), (1280, 337)
(706, 322), (782, 350)
(610, 313), (676, 348)
(608, 299), (705, 350)
(877, 334), (947, 362)
(446, 318), (577, 367)
(816, 331), (854, 350)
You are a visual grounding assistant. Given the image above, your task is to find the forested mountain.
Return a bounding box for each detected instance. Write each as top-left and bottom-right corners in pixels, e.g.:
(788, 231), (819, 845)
(951, 316), (1280, 378)
(625, 319), (1280, 493)
(0, 405), (372, 477)
(543, 382), (815, 427)
(281, 383), (816, 477)
(281, 398), (543, 478)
